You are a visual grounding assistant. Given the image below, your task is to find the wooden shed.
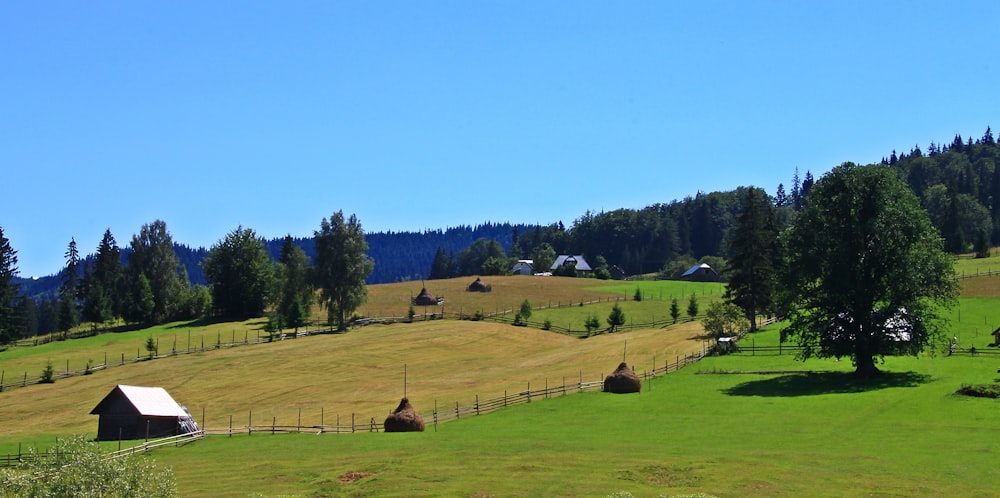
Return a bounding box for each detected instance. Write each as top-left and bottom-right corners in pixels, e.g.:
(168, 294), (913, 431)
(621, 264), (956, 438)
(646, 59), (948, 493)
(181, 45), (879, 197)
(90, 385), (199, 441)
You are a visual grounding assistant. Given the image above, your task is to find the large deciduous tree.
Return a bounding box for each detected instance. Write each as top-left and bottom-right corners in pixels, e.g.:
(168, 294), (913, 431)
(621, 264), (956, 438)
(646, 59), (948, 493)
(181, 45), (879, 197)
(314, 211), (374, 331)
(0, 225), (20, 344)
(726, 187), (779, 331)
(779, 163), (958, 378)
(129, 220), (184, 323)
(203, 226), (274, 318)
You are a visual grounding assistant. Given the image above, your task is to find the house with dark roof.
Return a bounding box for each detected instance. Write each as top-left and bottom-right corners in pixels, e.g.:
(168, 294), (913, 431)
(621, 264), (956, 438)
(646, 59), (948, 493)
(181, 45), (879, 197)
(680, 263), (720, 282)
(551, 255), (593, 276)
(91, 385), (199, 440)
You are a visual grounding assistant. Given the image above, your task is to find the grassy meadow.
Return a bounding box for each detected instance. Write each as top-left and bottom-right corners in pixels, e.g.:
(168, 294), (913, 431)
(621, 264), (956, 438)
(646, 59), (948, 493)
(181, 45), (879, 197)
(2, 274), (999, 496)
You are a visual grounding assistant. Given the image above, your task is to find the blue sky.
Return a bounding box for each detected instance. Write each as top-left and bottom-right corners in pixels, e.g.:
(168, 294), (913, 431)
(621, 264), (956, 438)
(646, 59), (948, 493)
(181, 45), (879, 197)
(3, 1), (998, 278)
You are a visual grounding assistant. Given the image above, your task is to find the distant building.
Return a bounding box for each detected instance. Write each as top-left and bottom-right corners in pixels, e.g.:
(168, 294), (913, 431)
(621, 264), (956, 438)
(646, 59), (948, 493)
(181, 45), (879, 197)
(680, 263), (720, 282)
(512, 260), (534, 275)
(91, 385), (199, 441)
(609, 265), (627, 280)
(551, 255), (593, 277)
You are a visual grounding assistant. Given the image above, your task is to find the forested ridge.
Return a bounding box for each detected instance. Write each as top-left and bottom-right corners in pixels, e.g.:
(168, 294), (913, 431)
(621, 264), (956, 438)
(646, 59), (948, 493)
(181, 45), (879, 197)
(5, 128), (999, 339)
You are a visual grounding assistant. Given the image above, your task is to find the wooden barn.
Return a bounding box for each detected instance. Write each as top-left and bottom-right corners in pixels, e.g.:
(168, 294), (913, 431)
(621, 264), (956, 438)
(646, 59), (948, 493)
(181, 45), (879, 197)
(90, 385), (199, 441)
(680, 263), (720, 282)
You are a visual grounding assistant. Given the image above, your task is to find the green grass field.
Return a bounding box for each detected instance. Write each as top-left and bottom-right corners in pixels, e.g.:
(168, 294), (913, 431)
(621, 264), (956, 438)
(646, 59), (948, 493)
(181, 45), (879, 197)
(2, 275), (999, 496)
(147, 326), (1000, 497)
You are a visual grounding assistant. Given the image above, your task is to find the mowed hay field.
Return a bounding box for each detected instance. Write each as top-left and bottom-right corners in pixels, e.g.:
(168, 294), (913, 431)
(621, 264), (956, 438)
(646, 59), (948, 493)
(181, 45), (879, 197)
(0, 278), (716, 449)
(3, 275), (998, 496)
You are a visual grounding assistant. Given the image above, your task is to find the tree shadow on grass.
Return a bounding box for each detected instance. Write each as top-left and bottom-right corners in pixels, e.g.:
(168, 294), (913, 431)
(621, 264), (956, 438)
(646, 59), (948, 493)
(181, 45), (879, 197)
(722, 371), (932, 397)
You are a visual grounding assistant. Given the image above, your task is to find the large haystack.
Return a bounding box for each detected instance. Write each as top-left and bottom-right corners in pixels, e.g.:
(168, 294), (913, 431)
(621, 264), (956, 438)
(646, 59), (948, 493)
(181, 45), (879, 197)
(466, 277), (491, 293)
(383, 397), (425, 432)
(412, 287), (442, 306)
(603, 362), (641, 394)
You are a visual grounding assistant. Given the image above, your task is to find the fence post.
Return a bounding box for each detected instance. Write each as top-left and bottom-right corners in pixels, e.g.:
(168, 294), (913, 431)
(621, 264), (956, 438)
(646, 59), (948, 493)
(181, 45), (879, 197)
(527, 382), (531, 403)
(352, 413), (355, 433)
(475, 395), (480, 415)
(229, 415), (233, 437)
(455, 401), (460, 419)
(249, 409), (253, 436)
(272, 416), (276, 435)
(434, 400), (438, 431)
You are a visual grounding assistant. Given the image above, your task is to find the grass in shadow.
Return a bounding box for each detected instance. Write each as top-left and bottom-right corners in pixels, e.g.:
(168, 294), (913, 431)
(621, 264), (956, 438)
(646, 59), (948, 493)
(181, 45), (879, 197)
(722, 370), (932, 397)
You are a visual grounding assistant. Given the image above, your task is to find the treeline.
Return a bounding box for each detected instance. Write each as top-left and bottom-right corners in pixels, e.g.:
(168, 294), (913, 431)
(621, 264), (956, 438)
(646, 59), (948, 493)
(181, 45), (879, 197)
(4, 128), (999, 343)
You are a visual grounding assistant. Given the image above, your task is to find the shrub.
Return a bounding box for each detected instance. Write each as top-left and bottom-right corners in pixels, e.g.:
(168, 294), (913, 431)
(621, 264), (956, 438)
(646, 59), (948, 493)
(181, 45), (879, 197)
(513, 313), (526, 327)
(956, 384), (1000, 398)
(40, 361), (55, 384)
(0, 434), (176, 497)
(543, 318), (552, 330)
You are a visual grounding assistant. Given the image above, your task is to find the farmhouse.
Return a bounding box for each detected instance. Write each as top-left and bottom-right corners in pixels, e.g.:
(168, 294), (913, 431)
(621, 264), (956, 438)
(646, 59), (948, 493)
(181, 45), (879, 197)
(512, 260), (533, 275)
(551, 255), (593, 276)
(680, 263), (720, 282)
(90, 385), (199, 441)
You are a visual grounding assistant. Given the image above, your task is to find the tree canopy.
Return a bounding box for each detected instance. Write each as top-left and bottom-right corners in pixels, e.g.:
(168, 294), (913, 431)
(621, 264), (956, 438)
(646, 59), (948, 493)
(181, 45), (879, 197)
(203, 226), (274, 318)
(778, 163), (958, 378)
(314, 211), (374, 331)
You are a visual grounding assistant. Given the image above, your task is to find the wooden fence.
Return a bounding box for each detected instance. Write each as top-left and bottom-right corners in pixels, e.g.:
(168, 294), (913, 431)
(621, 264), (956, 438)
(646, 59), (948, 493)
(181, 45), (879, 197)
(198, 350), (710, 436)
(0, 431), (204, 468)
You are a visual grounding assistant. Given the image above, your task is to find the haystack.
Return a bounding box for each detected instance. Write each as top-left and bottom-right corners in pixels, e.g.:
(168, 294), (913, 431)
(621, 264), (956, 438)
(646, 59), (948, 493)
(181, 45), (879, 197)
(383, 397), (425, 432)
(603, 362), (641, 394)
(412, 287), (441, 306)
(466, 277), (491, 292)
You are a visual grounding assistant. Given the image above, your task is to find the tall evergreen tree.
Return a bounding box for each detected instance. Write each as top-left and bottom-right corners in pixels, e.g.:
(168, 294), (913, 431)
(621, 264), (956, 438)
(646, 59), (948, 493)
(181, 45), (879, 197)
(726, 187), (779, 331)
(57, 238), (80, 333)
(428, 247), (456, 279)
(314, 211), (374, 331)
(92, 229), (124, 319)
(202, 226), (274, 318)
(791, 167), (803, 210)
(277, 235), (314, 331)
(129, 220), (184, 323)
(0, 226), (20, 344)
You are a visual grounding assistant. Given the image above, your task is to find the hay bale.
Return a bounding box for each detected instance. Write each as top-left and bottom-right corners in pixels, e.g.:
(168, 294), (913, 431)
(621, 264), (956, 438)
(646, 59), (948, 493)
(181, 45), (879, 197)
(466, 277), (491, 292)
(603, 362), (641, 394)
(383, 397), (425, 432)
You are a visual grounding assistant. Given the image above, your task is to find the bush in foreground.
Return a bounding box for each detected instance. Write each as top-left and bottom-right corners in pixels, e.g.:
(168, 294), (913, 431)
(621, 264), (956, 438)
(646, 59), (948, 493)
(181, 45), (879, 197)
(0, 435), (176, 497)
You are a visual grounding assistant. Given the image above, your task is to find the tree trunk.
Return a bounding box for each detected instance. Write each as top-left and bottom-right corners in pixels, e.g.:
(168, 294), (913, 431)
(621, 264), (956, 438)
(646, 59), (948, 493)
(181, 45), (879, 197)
(854, 353), (881, 378)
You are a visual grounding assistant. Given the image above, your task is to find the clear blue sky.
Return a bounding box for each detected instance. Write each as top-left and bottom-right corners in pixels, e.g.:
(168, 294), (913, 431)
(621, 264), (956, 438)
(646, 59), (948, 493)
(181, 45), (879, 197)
(3, 1), (998, 278)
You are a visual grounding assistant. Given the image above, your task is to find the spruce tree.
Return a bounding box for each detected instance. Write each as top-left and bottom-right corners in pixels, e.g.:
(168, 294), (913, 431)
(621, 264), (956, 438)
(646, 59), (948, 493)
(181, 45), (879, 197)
(726, 187), (779, 331)
(277, 235), (313, 331)
(0, 226), (20, 344)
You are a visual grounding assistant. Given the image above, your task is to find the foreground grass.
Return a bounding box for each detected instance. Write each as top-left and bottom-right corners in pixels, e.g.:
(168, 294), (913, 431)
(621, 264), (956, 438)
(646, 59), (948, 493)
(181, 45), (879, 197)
(149, 331), (1000, 497)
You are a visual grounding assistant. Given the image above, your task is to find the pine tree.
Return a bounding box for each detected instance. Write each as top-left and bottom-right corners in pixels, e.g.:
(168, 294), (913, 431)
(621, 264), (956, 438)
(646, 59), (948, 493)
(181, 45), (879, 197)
(57, 238), (81, 334)
(92, 229), (124, 319)
(607, 303), (625, 333)
(428, 247), (456, 279)
(791, 167), (802, 210)
(726, 187), (779, 331)
(0, 226), (20, 344)
(687, 295), (699, 321)
(277, 235), (313, 331)
(670, 298), (680, 324)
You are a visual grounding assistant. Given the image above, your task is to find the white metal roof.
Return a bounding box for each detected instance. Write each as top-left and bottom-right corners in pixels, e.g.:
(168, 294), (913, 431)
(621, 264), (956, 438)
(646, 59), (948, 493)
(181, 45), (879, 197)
(115, 385), (189, 417)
